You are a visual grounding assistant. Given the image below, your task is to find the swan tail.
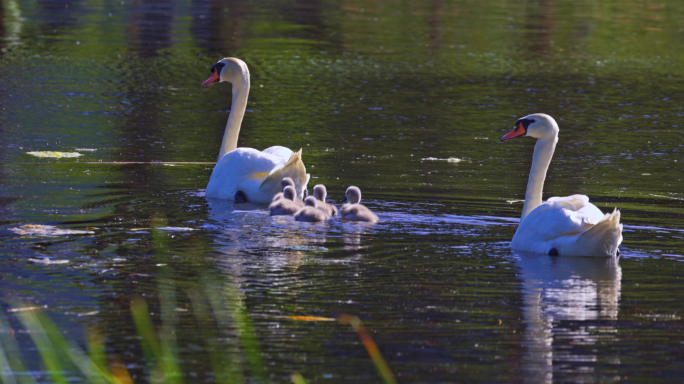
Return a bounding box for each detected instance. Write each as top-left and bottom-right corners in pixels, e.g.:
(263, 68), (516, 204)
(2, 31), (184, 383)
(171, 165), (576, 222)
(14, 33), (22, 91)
(259, 148), (309, 199)
(577, 208), (623, 256)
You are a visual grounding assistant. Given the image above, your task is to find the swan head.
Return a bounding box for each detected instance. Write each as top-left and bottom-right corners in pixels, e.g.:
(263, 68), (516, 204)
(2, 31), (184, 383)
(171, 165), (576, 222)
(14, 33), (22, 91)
(304, 196), (318, 208)
(313, 184), (327, 202)
(341, 186), (362, 204)
(501, 113), (558, 141)
(202, 57), (250, 88)
(283, 186), (297, 201)
(281, 177), (295, 191)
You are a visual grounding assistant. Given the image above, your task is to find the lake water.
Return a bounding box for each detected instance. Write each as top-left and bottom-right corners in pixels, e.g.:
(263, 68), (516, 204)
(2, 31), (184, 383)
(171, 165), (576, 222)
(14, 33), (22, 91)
(1, 0), (684, 382)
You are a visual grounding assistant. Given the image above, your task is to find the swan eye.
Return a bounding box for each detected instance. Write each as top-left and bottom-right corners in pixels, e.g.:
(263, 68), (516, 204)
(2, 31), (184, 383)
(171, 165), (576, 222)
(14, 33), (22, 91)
(516, 118), (535, 130)
(210, 62), (225, 74)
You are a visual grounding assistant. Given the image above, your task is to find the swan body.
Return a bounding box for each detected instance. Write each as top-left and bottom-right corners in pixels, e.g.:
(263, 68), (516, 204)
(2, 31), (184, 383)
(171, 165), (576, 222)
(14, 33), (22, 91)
(313, 184), (337, 217)
(502, 113), (622, 257)
(294, 196), (330, 222)
(203, 58), (309, 203)
(340, 186), (378, 223)
(269, 186), (303, 216)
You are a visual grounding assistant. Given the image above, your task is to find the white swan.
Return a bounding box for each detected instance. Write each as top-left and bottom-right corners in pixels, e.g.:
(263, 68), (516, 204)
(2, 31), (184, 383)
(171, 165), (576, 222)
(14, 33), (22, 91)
(501, 113), (622, 257)
(202, 58), (310, 203)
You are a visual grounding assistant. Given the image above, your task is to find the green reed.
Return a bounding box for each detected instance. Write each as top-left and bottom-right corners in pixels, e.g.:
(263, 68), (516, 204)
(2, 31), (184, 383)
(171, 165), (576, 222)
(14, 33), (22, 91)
(0, 283), (396, 384)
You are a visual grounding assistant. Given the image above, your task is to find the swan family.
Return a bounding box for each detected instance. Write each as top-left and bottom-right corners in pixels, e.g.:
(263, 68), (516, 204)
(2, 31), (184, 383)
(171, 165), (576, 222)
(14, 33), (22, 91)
(202, 57), (623, 256)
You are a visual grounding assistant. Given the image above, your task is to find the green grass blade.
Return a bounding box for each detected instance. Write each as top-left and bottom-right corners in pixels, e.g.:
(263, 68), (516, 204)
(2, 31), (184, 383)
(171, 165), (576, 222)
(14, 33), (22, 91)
(203, 282), (245, 384)
(130, 297), (162, 365)
(221, 283), (267, 384)
(188, 288), (240, 384)
(15, 309), (68, 384)
(0, 312), (36, 384)
(158, 280), (182, 384)
(86, 327), (108, 379)
(291, 372), (308, 384)
(31, 311), (118, 384)
(0, 340), (19, 384)
(339, 315), (397, 384)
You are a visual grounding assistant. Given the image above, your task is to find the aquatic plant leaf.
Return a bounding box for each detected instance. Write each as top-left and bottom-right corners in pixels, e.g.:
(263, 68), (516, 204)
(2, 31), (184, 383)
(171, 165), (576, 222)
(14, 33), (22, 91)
(10, 225), (94, 237)
(26, 151), (82, 158)
(155, 227), (196, 232)
(28, 258), (70, 265)
(284, 316), (335, 322)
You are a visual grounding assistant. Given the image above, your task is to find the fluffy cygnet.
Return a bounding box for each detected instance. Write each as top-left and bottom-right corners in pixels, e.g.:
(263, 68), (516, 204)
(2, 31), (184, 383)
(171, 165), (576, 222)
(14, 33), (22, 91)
(294, 196), (330, 222)
(271, 177), (296, 202)
(269, 186), (302, 215)
(313, 184), (337, 217)
(339, 186), (378, 223)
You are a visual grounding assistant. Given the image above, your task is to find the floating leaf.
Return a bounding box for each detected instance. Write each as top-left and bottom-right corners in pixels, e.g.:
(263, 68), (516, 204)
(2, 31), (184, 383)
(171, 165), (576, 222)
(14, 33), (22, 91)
(284, 246), (328, 251)
(8, 306), (47, 313)
(29, 258), (70, 265)
(421, 157), (463, 163)
(77, 311), (100, 317)
(282, 316), (335, 322)
(27, 151), (82, 158)
(156, 227), (196, 232)
(11, 224), (95, 237)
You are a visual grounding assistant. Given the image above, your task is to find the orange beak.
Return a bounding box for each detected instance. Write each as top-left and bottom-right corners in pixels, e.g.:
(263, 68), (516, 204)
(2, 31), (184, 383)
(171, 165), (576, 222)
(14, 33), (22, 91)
(501, 123), (527, 141)
(202, 70), (220, 87)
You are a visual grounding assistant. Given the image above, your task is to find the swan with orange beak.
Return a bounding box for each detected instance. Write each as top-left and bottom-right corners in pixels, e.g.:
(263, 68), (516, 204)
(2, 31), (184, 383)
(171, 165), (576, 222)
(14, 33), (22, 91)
(501, 113), (622, 257)
(202, 58), (310, 203)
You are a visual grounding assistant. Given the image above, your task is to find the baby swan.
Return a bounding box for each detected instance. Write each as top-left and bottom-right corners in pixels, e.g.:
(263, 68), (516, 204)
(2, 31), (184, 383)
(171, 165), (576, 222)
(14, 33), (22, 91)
(340, 186), (378, 223)
(271, 177), (304, 205)
(269, 186), (302, 216)
(294, 196), (330, 222)
(313, 184), (337, 217)
(271, 177), (294, 201)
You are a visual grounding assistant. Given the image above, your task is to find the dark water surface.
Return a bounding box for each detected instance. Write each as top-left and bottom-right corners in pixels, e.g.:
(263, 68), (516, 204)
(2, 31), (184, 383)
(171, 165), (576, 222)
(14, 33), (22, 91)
(1, 0), (684, 382)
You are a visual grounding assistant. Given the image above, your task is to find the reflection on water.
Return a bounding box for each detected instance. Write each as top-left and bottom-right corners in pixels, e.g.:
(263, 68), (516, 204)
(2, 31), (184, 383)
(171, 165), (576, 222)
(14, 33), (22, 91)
(516, 253), (621, 383)
(207, 196), (375, 277)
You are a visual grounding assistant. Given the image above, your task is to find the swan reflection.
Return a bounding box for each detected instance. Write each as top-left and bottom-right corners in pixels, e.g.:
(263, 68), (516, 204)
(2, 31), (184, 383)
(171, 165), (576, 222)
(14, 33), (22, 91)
(515, 252), (621, 383)
(206, 197), (374, 273)
(207, 198), (328, 276)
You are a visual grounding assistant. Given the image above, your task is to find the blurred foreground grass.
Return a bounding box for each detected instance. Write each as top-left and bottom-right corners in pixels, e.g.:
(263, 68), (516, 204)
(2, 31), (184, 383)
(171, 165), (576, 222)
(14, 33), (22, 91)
(0, 279), (395, 384)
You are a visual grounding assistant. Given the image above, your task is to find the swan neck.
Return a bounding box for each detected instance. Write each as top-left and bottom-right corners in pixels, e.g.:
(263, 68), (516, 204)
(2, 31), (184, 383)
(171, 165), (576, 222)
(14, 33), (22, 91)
(521, 136), (557, 221)
(218, 81), (250, 160)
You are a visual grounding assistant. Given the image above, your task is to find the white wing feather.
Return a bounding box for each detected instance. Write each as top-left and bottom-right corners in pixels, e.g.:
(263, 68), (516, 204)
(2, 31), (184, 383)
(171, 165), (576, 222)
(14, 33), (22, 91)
(206, 148), (286, 201)
(512, 194), (620, 256)
(205, 146), (309, 203)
